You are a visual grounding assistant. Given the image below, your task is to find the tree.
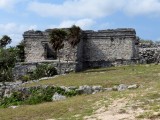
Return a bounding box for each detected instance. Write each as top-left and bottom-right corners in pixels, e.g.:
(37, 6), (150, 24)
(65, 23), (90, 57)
(16, 40), (25, 62)
(0, 35), (22, 82)
(64, 25), (81, 72)
(0, 47), (18, 82)
(0, 35), (11, 48)
(68, 25), (81, 48)
(49, 29), (67, 74)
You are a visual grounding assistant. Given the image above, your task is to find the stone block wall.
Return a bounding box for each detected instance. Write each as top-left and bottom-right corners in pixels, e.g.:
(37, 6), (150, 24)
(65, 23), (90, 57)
(81, 29), (139, 68)
(13, 61), (77, 80)
(23, 28), (139, 71)
(24, 30), (79, 63)
(139, 47), (160, 64)
(24, 30), (47, 62)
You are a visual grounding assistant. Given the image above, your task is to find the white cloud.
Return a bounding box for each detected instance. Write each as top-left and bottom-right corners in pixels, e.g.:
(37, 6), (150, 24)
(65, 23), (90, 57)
(28, 0), (124, 19)
(0, 0), (19, 10)
(49, 18), (96, 30)
(28, 0), (160, 18)
(0, 23), (37, 46)
(0, 0), (28, 11)
(124, 0), (160, 16)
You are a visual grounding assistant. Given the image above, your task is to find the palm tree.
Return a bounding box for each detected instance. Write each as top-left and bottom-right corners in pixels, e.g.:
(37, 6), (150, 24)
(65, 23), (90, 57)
(64, 25), (81, 73)
(49, 29), (67, 74)
(0, 35), (11, 48)
(68, 25), (81, 48)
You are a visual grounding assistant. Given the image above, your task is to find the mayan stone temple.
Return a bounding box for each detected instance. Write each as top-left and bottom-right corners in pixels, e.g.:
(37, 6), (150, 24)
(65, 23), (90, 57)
(14, 28), (139, 79)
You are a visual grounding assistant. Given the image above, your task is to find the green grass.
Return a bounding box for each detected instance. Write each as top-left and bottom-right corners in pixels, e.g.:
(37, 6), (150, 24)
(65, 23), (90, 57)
(24, 64), (160, 88)
(0, 64), (160, 120)
(0, 93), (111, 120)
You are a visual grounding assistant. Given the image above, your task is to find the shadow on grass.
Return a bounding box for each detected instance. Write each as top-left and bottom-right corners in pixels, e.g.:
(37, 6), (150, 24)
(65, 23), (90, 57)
(82, 68), (117, 73)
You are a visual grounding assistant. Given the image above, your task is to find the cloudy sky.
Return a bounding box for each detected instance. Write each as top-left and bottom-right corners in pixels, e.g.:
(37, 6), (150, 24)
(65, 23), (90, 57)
(0, 0), (160, 46)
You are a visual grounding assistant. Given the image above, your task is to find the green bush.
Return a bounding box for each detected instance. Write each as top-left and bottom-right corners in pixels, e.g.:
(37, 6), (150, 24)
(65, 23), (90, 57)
(0, 68), (14, 82)
(25, 86), (55, 104)
(0, 92), (24, 108)
(65, 90), (78, 97)
(21, 75), (31, 82)
(24, 86), (67, 105)
(0, 86), (78, 107)
(30, 64), (57, 80)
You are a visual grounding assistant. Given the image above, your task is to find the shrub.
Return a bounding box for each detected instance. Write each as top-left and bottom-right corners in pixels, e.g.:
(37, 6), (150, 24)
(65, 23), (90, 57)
(30, 64), (57, 80)
(0, 68), (14, 82)
(65, 90), (78, 97)
(25, 86), (55, 105)
(0, 86), (78, 107)
(0, 92), (24, 108)
(21, 75), (31, 82)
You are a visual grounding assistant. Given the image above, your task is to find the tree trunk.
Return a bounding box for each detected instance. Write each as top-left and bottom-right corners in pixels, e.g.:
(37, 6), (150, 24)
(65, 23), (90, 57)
(64, 47), (72, 73)
(58, 50), (61, 74)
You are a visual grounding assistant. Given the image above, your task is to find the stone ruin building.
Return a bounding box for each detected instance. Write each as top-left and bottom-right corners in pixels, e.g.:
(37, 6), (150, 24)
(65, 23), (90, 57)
(14, 28), (139, 80)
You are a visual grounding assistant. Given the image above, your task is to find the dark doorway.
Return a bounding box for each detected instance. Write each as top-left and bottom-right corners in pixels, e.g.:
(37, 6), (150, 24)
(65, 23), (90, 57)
(42, 42), (57, 60)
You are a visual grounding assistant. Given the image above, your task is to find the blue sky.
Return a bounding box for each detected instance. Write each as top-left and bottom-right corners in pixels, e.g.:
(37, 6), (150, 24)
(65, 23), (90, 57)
(0, 0), (160, 46)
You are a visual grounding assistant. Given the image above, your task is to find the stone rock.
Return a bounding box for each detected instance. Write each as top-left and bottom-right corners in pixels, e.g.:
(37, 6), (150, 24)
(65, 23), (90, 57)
(0, 83), (3, 87)
(112, 86), (118, 91)
(68, 86), (77, 90)
(75, 88), (83, 94)
(128, 84), (139, 89)
(117, 84), (128, 91)
(103, 88), (113, 91)
(3, 89), (12, 98)
(92, 91), (99, 94)
(77, 85), (93, 94)
(92, 86), (102, 94)
(9, 106), (18, 109)
(92, 86), (102, 91)
(60, 86), (70, 92)
(52, 92), (66, 101)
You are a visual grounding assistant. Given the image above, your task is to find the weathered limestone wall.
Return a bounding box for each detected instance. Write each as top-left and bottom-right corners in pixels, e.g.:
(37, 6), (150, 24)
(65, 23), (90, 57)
(23, 28), (139, 71)
(24, 30), (48, 62)
(59, 41), (78, 61)
(13, 61), (77, 80)
(83, 29), (136, 61)
(24, 30), (79, 62)
(139, 47), (160, 64)
(81, 29), (138, 68)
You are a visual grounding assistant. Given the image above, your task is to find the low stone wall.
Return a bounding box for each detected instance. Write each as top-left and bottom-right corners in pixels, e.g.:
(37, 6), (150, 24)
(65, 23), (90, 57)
(139, 47), (160, 64)
(13, 59), (142, 81)
(0, 81), (139, 99)
(13, 60), (76, 81)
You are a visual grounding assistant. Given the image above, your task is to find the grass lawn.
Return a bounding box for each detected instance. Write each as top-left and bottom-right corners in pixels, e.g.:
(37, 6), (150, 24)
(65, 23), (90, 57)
(0, 64), (160, 120)
(24, 64), (160, 88)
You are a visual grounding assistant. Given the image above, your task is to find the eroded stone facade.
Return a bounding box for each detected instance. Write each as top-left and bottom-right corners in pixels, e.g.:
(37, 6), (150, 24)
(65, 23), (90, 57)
(23, 28), (139, 71)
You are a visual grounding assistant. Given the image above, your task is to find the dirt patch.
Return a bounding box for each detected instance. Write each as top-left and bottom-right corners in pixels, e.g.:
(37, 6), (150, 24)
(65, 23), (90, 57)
(84, 98), (147, 120)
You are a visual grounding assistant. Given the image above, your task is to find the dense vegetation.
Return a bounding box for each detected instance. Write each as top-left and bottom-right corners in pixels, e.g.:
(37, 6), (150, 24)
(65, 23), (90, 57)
(22, 64), (57, 82)
(0, 86), (78, 108)
(0, 36), (25, 82)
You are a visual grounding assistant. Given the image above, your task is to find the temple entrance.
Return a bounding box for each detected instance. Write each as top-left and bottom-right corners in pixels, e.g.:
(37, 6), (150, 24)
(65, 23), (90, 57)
(42, 42), (57, 60)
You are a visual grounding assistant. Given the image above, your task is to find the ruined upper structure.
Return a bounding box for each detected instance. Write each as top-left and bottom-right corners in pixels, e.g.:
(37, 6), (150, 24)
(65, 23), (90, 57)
(23, 28), (139, 71)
